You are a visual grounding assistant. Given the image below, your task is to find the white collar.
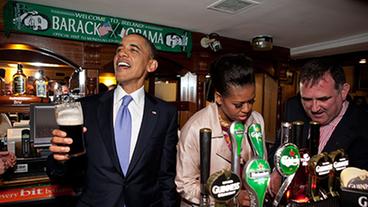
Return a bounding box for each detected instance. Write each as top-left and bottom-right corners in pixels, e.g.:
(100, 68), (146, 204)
(114, 85), (145, 105)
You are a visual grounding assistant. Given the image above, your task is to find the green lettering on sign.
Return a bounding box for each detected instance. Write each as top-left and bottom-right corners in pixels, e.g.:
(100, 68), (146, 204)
(4, 0), (192, 56)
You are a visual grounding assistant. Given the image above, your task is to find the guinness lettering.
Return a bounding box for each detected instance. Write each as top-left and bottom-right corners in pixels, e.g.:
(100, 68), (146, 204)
(347, 183), (368, 190)
(333, 160), (349, 171)
(359, 196), (368, 207)
(208, 170), (241, 202)
(315, 163), (333, 175)
(212, 182), (240, 197)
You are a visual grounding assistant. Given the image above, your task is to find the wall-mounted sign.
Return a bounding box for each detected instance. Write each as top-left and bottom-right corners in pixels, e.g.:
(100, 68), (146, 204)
(4, 0), (192, 56)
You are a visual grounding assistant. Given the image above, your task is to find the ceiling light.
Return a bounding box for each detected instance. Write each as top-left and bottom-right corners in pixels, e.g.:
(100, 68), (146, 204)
(252, 35), (273, 51)
(359, 58), (366, 64)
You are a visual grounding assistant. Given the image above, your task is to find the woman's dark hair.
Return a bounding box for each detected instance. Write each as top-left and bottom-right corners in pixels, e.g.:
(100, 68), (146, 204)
(300, 58), (346, 90)
(209, 53), (255, 97)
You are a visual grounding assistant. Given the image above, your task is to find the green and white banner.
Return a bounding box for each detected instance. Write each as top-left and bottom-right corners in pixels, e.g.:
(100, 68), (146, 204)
(4, 0), (192, 56)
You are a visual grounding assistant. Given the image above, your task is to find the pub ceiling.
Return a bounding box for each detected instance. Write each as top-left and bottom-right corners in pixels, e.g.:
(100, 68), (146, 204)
(17, 0), (368, 59)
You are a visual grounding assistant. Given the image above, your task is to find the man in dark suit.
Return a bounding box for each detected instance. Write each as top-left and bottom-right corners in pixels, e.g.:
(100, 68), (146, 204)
(47, 33), (179, 207)
(268, 59), (368, 195)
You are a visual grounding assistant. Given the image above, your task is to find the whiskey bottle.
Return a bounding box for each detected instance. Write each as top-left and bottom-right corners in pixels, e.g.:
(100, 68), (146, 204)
(0, 68), (6, 95)
(289, 121), (311, 204)
(12, 64), (27, 95)
(34, 70), (48, 98)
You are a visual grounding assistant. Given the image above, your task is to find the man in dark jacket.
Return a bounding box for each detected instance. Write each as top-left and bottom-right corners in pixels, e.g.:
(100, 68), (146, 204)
(47, 33), (179, 207)
(268, 59), (368, 195)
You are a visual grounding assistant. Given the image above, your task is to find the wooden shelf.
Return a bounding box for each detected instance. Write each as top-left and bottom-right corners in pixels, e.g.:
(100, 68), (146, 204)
(0, 96), (50, 113)
(0, 104), (31, 113)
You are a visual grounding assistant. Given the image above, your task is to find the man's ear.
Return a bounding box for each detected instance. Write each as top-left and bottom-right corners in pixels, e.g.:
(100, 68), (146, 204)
(147, 59), (158, 73)
(341, 83), (351, 100)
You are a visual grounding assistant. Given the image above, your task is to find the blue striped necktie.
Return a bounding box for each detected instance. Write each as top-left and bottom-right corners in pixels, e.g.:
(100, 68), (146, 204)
(114, 95), (133, 175)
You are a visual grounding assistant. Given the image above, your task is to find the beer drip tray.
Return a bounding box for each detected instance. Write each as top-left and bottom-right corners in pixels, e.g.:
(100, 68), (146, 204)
(284, 187), (368, 207)
(340, 187), (368, 207)
(287, 197), (340, 207)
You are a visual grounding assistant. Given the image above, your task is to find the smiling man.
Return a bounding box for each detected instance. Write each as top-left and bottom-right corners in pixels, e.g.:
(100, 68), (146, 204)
(47, 33), (179, 207)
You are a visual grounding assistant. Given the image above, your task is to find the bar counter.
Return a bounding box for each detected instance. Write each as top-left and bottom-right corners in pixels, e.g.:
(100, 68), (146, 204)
(0, 170), (78, 206)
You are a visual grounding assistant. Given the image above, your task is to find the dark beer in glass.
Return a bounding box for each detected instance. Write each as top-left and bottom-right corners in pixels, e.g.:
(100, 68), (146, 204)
(55, 102), (85, 157)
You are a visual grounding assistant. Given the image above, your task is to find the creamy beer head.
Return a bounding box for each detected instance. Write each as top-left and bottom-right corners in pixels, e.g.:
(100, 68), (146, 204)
(56, 106), (83, 126)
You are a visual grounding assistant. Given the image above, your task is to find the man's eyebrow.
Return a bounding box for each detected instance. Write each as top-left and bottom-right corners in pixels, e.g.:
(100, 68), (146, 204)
(301, 97), (312, 101)
(128, 43), (142, 51)
(315, 96), (332, 101)
(301, 96), (332, 101)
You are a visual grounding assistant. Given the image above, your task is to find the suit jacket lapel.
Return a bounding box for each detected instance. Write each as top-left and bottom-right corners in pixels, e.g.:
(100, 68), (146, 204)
(127, 94), (158, 176)
(97, 91), (123, 175)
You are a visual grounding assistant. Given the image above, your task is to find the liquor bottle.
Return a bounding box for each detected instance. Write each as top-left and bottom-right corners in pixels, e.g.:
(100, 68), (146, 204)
(280, 122), (292, 144)
(34, 70), (48, 98)
(0, 68), (6, 95)
(12, 64), (27, 95)
(289, 121), (311, 204)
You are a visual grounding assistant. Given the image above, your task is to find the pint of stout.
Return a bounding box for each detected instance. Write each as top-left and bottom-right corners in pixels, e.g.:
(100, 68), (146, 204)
(55, 101), (85, 157)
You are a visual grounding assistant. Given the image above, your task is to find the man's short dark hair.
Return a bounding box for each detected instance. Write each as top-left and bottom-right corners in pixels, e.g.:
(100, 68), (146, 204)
(300, 59), (346, 90)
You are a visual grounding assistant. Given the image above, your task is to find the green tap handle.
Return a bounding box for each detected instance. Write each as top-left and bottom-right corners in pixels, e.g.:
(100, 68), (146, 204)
(248, 123), (266, 160)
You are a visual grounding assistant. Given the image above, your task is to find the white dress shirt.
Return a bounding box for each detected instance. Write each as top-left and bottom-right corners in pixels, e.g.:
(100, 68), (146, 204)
(113, 85), (145, 162)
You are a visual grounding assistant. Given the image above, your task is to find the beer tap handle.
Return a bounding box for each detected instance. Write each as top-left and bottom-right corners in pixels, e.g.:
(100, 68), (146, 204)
(273, 143), (301, 206)
(273, 173), (295, 207)
(308, 152), (333, 202)
(243, 158), (271, 207)
(200, 128), (212, 207)
(247, 123), (266, 160)
(243, 124), (272, 207)
(328, 149), (349, 197)
(229, 121), (245, 176)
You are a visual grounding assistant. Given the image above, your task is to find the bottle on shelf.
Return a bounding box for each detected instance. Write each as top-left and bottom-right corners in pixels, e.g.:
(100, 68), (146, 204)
(0, 68), (6, 95)
(34, 70), (48, 98)
(12, 64), (27, 96)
